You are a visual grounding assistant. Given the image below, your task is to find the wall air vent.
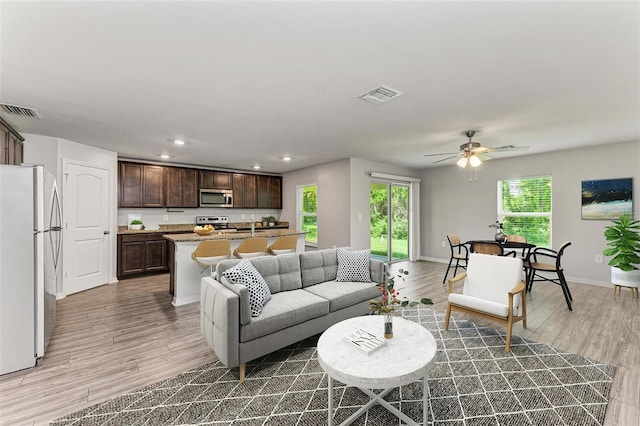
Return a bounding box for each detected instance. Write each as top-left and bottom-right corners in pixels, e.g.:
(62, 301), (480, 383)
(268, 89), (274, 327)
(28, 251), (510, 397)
(0, 103), (40, 118)
(358, 85), (403, 104)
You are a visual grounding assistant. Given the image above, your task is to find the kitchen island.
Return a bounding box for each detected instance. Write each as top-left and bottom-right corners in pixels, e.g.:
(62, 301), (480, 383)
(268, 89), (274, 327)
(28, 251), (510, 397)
(164, 229), (306, 306)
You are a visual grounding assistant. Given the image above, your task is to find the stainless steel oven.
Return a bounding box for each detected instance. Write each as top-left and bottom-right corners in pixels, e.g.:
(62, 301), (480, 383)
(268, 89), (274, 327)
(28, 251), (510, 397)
(199, 189), (233, 207)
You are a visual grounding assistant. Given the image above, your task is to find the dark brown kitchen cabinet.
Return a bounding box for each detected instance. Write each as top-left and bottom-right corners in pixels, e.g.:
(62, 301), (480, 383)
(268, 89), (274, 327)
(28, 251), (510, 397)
(257, 176), (282, 209)
(1, 117), (25, 165)
(117, 233), (168, 279)
(200, 171), (232, 189)
(232, 173), (257, 208)
(119, 162), (165, 207)
(164, 167), (199, 208)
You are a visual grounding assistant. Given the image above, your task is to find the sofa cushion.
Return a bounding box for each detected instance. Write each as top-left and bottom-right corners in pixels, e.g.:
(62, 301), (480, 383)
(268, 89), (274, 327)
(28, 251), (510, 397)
(221, 259), (271, 317)
(336, 248), (372, 282)
(240, 289), (329, 342)
(300, 248), (338, 287)
(303, 280), (381, 312)
(246, 253), (302, 293)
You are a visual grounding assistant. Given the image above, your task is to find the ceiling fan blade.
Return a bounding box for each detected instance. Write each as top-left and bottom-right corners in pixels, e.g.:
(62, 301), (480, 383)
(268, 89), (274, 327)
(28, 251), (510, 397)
(484, 145), (529, 153)
(476, 153), (491, 161)
(470, 145), (492, 154)
(423, 151), (459, 157)
(432, 154), (459, 164)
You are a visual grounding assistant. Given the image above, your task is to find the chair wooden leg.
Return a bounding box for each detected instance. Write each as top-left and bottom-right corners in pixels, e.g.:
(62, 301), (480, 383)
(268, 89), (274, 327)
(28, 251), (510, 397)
(613, 285), (618, 295)
(505, 316), (514, 352)
(239, 363), (246, 383)
(444, 304), (452, 330)
(521, 294), (527, 330)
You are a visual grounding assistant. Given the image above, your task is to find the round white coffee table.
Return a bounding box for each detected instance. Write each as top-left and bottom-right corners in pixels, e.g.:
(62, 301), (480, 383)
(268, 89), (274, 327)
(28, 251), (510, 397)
(317, 315), (437, 426)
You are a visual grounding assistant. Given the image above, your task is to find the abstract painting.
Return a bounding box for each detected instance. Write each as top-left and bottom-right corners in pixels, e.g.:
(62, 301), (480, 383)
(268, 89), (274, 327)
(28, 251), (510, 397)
(581, 178), (633, 220)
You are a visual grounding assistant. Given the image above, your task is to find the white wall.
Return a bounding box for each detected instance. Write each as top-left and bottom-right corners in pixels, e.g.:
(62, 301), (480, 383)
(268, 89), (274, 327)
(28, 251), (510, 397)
(282, 158), (420, 250)
(282, 159), (351, 249)
(23, 134), (118, 292)
(420, 140), (640, 286)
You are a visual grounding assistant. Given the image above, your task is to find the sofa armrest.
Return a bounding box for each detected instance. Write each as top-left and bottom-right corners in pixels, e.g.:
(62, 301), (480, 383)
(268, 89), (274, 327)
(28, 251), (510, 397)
(370, 259), (385, 283)
(200, 277), (241, 368)
(218, 277), (252, 326)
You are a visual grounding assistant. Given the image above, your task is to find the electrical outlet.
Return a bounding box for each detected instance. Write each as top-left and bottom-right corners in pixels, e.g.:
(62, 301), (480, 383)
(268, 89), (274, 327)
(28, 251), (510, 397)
(595, 254), (603, 264)
(241, 214), (245, 220)
(441, 241), (446, 248)
(163, 214), (168, 221)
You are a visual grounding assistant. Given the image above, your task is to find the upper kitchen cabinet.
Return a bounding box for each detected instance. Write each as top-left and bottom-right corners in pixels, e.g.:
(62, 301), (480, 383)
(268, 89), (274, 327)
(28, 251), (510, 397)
(164, 167), (198, 208)
(119, 162), (165, 207)
(200, 171), (232, 189)
(257, 176), (282, 209)
(1, 117), (25, 165)
(232, 173), (257, 208)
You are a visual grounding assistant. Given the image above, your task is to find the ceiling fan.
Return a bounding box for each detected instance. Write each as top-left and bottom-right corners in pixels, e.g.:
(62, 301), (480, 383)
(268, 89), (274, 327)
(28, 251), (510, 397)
(424, 130), (528, 168)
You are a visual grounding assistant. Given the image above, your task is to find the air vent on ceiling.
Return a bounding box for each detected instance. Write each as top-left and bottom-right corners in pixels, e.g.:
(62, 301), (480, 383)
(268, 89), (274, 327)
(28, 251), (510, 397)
(358, 85), (403, 104)
(0, 103), (40, 118)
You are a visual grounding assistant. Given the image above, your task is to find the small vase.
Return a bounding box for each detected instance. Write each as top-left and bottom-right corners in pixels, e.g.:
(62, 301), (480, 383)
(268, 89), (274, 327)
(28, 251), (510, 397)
(383, 312), (393, 339)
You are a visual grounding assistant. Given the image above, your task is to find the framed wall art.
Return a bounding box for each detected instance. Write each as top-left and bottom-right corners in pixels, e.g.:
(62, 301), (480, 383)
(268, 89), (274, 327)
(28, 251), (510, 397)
(581, 177), (633, 220)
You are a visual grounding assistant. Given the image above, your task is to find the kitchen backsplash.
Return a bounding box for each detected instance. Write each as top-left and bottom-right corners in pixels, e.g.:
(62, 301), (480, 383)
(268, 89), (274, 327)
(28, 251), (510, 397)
(118, 207), (282, 229)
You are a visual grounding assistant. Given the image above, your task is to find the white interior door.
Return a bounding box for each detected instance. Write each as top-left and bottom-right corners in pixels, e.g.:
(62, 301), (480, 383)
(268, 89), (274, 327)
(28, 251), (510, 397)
(64, 161), (110, 295)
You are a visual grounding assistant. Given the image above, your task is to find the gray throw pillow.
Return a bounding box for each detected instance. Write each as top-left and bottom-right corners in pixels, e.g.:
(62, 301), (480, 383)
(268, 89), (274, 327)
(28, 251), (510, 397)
(336, 248), (372, 282)
(221, 259), (271, 317)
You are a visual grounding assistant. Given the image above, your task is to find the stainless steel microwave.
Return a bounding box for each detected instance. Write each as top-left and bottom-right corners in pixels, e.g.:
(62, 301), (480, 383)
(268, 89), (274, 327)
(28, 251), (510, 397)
(199, 189), (233, 207)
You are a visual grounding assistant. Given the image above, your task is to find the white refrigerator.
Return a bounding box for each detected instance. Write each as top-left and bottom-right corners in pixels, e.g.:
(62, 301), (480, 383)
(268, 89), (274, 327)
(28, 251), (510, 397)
(0, 164), (61, 375)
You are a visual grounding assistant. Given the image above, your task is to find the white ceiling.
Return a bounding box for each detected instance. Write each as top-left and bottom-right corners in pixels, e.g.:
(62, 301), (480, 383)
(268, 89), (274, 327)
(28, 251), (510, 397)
(1, 1), (639, 174)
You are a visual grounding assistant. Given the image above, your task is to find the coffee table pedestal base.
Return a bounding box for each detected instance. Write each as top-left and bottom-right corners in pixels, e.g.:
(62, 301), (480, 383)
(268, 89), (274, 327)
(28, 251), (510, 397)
(327, 375), (428, 426)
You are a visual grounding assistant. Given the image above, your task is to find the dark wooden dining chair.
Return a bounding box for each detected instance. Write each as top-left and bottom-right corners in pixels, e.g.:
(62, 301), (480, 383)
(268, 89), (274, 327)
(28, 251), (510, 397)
(442, 234), (469, 284)
(470, 241), (516, 257)
(526, 241), (573, 311)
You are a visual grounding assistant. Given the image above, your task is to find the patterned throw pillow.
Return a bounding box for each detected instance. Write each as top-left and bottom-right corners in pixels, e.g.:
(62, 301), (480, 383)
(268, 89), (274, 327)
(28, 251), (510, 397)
(221, 259), (271, 317)
(336, 248), (372, 282)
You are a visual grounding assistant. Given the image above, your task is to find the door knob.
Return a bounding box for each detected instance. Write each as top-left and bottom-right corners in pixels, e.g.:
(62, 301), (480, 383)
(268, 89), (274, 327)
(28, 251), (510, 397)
(104, 230), (111, 235)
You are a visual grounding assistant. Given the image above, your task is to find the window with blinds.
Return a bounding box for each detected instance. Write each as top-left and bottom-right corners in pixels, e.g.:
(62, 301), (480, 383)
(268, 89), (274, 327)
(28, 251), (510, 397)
(497, 176), (552, 248)
(297, 185), (317, 245)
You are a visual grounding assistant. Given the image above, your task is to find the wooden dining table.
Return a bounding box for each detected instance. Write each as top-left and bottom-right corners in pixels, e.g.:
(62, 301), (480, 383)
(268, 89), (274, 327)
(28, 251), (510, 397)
(465, 240), (536, 258)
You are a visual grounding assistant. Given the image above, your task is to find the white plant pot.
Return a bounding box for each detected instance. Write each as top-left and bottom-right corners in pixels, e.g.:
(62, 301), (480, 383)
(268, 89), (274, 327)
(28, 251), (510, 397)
(611, 267), (640, 288)
(129, 224), (143, 230)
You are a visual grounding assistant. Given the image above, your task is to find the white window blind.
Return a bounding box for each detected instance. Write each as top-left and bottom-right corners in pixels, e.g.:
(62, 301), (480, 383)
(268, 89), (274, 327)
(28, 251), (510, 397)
(497, 176), (552, 248)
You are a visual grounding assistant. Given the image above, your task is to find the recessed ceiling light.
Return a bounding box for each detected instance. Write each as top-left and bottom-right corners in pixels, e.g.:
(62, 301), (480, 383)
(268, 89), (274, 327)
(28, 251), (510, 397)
(282, 155), (292, 162)
(173, 139), (185, 146)
(160, 154), (170, 160)
(253, 164), (261, 170)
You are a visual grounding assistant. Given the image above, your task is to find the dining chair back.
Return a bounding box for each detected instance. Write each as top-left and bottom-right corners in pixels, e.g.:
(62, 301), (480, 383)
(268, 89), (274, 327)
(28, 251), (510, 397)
(526, 241), (573, 310)
(470, 241), (515, 257)
(442, 234), (469, 284)
(191, 240), (231, 277)
(267, 235), (298, 255)
(445, 253), (527, 352)
(233, 237), (268, 259)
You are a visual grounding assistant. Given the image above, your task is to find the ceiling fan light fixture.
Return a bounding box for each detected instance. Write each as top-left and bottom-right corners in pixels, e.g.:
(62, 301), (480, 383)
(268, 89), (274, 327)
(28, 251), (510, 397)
(456, 157), (468, 168)
(469, 154), (482, 167)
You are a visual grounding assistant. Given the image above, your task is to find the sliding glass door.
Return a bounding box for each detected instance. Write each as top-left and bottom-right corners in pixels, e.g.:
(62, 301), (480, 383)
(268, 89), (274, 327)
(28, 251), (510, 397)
(370, 182), (409, 263)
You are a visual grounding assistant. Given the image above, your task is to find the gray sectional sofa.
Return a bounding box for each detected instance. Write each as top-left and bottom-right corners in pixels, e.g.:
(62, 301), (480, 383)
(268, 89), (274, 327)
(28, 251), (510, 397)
(200, 248), (385, 381)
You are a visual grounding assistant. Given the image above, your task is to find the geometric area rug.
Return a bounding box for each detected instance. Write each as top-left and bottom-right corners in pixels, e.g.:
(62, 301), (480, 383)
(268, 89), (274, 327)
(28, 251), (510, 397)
(52, 306), (615, 425)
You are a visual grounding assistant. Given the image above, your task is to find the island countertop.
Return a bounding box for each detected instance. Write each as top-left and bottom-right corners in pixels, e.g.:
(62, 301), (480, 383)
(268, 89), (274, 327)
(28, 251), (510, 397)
(163, 228), (306, 242)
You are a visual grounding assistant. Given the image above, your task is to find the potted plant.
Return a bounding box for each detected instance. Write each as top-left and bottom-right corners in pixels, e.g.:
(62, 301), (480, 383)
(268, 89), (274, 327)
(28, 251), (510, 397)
(369, 268), (433, 338)
(261, 217), (269, 227)
(267, 216), (277, 227)
(603, 213), (640, 289)
(129, 219), (143, 230)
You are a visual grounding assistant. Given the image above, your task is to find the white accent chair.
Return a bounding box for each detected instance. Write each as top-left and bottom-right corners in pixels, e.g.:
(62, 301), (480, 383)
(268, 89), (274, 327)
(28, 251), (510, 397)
(445, 253), (527, 352)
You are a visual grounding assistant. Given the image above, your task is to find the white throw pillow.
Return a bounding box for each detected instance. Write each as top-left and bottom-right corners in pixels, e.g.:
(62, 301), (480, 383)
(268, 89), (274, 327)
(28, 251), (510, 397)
(336, 248), (372, 282)
(221, 259), (271, 317)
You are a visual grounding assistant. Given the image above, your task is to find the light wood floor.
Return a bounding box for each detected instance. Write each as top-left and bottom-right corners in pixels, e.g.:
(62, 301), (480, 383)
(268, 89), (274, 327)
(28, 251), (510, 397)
(1, 260), (638, 426)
